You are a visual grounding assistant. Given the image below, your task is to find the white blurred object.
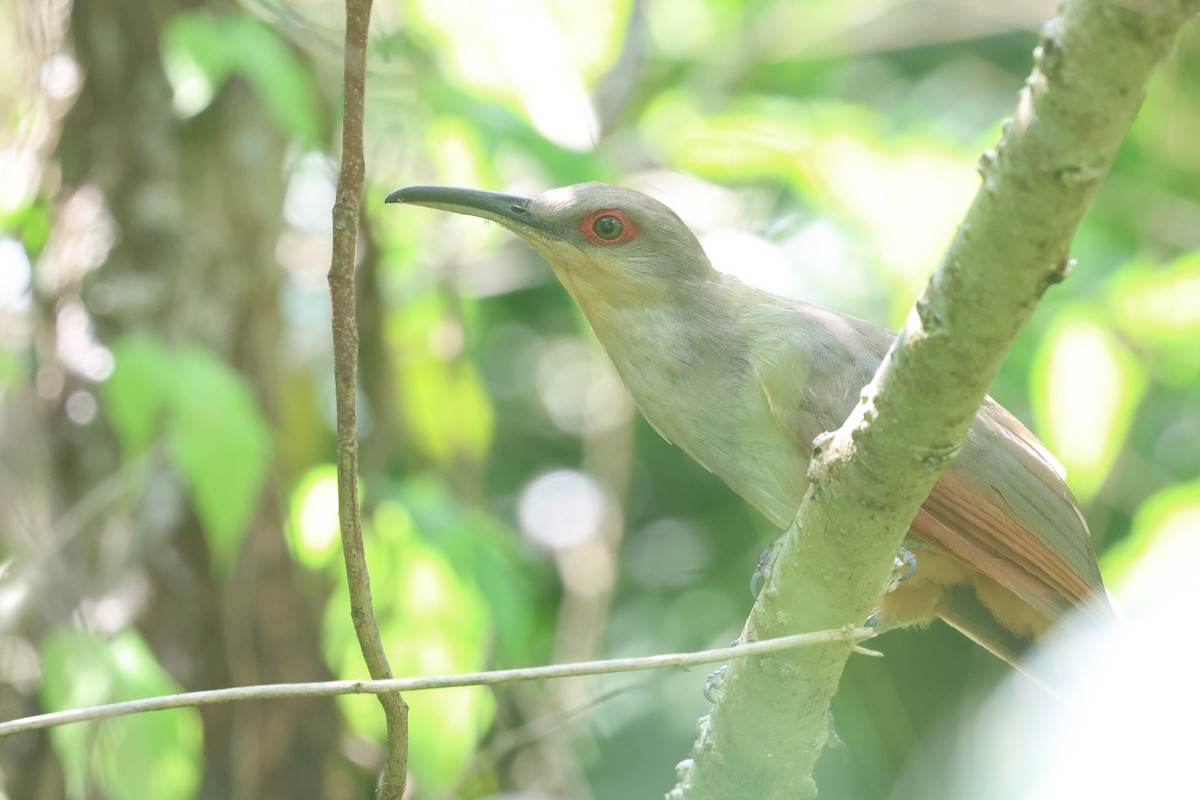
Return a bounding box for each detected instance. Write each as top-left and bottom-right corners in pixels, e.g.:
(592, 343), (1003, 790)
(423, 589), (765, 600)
(517, 469), (611, 551)
(946, 535), (1200, 799)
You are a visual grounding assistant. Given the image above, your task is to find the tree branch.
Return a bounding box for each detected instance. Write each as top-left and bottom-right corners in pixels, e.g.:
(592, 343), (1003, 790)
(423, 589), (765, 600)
(672, 2), (1200, 798)
(0, 628), (874, 738)
(328, 0), (410, 796)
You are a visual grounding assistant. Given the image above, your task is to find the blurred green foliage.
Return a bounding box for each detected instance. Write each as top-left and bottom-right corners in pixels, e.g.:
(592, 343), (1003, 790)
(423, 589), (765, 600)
(103, 338), (273, 574)
(1030, 309), (1148, 500)
(324, 499), (498, 790)
(41, 630), (202, 800)
(2, 0), (1199, 797)
(161, 10), (324, 145)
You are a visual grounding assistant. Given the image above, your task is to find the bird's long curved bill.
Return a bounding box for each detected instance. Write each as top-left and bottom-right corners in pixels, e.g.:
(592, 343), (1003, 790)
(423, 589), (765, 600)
(385, 185), (534, 229)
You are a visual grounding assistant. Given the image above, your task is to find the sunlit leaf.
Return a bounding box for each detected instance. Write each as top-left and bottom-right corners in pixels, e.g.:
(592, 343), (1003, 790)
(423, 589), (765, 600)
(287, 464), (343, 569)
(428, 116), (492, 192)
(385, 292), (495, 466)
(402, 357), (495, 465)
(439, 89), (610, 184)
(324, 499), (495, 791)
(814, 139), (975, 309)
(160, 13), (224, 117)
(645, 0), (735, 59)
(398, 477), (546, 666)
(406, 0), (628, 149)
(641, 95), (977, 314)
(1030, 308), (1147, 500)
(1102, 480), (1200, 607)
(167, 346), (272, 573)
(1110, 253), (1200, 384)
(41, 629), (202, 800)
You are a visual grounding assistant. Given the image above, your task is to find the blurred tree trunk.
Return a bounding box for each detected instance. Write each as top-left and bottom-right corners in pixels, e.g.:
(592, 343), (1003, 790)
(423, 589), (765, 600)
(16, 0), (345, 797)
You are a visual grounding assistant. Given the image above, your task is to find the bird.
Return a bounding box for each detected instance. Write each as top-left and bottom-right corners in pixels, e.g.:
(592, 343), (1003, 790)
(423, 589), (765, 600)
(385, 181), (1111, 664)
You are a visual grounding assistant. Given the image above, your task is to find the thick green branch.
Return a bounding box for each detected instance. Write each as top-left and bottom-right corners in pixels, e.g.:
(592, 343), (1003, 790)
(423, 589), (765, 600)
(673, 2), (1198, 798)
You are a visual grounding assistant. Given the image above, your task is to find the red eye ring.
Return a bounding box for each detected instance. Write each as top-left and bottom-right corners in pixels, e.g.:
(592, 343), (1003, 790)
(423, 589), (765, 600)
(579, 208), (640, 246)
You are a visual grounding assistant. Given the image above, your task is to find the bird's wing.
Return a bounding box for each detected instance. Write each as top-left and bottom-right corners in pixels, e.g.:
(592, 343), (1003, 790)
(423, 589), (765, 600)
(756, 303), (1105, 621)
(753, 304), (893, 462)
(913, 401), (1106, 618)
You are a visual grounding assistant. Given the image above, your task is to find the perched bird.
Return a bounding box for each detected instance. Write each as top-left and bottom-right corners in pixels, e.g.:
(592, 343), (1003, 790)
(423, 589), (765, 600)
(386, 181), (1110, 662)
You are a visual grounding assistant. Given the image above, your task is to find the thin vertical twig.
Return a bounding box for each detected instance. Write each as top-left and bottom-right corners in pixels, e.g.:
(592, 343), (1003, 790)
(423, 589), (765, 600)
(328, 0), (409, 796)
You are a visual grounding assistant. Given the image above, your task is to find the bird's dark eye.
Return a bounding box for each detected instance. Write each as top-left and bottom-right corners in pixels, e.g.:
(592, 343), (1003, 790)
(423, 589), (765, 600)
(579, 208), (639, 245)
(592, 215), (623, 240)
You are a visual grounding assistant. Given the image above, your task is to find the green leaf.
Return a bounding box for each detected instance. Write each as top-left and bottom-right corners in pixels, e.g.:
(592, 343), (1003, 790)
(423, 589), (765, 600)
(1110, 253), (1200, 385)
(161, 11), (322, 144)
(227, 20), (324, 146)
(103, 337), (176, 456)
(102, 341), (273, 573)
(1102, 480), (1200, 597)
(0, 199), (52, 257)
(401, 356), (495, 465)
(323, 499), (496, 791)
(41, 629), (202, 800)
(159, 12), (231, 117)
(398, 477), (545, 666)
(287, 464), (343, 570)
(640, 95), (976, 314)
(385, 291), (495, 465)
(167, 346), (272, 573)
(1030, 308), (1147, 501)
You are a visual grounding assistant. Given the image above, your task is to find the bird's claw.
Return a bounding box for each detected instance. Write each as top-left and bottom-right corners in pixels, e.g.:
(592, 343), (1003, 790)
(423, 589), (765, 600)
(703, 663), (729, 703)
(750, 565), (768, 598)
(750, 539), (781, 597)
(891, 546), (917, 584)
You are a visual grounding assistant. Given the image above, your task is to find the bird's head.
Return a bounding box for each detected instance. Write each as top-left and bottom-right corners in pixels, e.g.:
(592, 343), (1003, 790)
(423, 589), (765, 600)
(385, 182), (715, 313)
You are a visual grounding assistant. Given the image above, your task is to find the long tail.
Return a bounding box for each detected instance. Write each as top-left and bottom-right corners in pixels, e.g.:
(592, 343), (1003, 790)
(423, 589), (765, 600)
(936, 587), (1063, 698)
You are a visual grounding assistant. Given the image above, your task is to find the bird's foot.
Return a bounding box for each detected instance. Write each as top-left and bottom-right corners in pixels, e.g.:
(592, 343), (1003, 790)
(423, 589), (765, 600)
(750, 538), (783, 597)
(867, 548), (919, 627)
(703, 662), (729, 703)
(889, 546), (917, 589)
